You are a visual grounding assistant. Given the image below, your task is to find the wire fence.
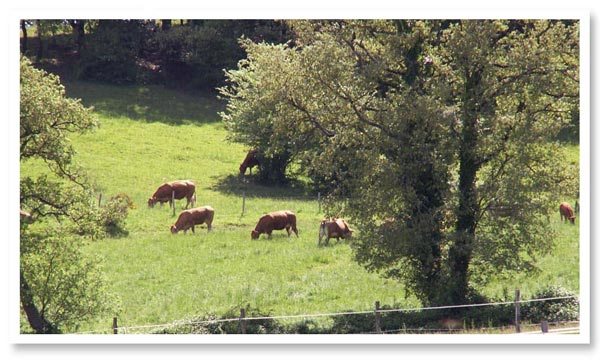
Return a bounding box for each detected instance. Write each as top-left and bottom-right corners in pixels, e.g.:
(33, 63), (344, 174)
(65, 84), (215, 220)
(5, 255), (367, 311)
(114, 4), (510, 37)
(77, 294), (579, 335)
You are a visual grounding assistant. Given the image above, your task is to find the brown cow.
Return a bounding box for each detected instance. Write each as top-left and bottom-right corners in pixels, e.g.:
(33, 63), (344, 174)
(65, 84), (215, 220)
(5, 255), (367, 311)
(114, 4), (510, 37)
(239, 149), (259, 175)
(318, 218), (353, 246)
(251, 210), (299, 239)
(170, 206), (214, 234)
(148, 180), (196, 209)
(559, 202), (576, 224)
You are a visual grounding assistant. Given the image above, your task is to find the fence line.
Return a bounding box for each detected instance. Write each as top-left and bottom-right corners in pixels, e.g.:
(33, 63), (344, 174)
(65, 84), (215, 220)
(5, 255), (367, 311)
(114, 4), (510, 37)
(367, 320), (580, 335)
(80, 294), (578, 335)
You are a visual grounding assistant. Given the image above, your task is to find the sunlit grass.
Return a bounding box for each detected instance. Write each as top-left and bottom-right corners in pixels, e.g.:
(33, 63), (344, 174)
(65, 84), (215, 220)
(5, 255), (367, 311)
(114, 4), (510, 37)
(21, 81), (580, 334)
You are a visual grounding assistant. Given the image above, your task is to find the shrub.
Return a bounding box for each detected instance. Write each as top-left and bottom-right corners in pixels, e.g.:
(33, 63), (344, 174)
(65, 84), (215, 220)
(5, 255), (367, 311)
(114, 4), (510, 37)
(154, 25), (241, 90)
(522, 286), (579, 323)
(99, 193), (134, 237)
(76, 20), (146, 84)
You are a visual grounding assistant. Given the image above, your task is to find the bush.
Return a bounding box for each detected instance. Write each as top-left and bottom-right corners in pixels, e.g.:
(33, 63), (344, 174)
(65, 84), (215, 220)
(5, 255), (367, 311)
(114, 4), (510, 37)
(76, 20), (146, 84)
(99, 193), (134, 237)
(152, 305), (285, 334)
(154, 25), (242, 90)
(522, 286), (579, 323)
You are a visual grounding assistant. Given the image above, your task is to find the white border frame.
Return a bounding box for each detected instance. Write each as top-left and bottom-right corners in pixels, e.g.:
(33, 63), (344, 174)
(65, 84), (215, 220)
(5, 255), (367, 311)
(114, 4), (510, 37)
(3, 2), (593, 352)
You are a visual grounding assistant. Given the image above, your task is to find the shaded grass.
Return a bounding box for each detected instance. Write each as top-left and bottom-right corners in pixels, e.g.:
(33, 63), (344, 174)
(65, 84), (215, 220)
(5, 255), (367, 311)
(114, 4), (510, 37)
(65, 81), (224, 125)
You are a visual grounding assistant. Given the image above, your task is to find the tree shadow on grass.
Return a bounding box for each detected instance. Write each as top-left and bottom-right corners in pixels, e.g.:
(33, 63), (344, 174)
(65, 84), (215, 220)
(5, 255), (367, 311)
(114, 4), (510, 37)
(64, 80), (225, 126)
(210, 174), (315, 199)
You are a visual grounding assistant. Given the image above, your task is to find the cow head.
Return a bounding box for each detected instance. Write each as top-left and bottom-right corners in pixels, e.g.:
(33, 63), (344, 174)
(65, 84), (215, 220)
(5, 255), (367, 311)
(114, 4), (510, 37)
(170, 225), (178, 234)
(148, 198), (156, 208)
(569, 216), (576, 224)
(239, 164), (247, 175)
(251, 230), (260, 239)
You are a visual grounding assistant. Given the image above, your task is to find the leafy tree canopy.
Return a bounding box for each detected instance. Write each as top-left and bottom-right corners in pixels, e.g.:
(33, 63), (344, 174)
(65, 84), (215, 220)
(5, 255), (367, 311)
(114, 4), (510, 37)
(219, 20), (579, 306)
(20, 56), (116, 333)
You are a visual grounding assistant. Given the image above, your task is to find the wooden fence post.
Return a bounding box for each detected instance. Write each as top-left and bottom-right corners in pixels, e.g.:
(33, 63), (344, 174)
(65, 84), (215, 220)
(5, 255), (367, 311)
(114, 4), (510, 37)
(172, 190), (176, 217)
(515, 289), (521, 333)
(240, 308), (247, 334)
(112, 317), (118, 334)
(242, 191), (246, 216)
(541, 321), (549, 334)
(375, 301), (382, 334)
(98, 192), (102, 207)
(317, 192), (321, 213)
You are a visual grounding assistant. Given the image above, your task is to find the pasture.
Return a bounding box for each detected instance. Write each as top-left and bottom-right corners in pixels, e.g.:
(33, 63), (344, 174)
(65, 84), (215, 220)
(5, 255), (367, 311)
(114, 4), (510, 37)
(21, 81), (580, 333)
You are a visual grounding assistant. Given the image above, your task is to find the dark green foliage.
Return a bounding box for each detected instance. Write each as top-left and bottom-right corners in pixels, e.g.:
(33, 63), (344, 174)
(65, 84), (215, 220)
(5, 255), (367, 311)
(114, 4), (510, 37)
(154, 24), (238, 90)
(522, 286), (579, 323)
(152, 306), (285, 334)
(154, 20), (291, 91)
(76, 20), (146, 84)
(220, 20), (579, 308)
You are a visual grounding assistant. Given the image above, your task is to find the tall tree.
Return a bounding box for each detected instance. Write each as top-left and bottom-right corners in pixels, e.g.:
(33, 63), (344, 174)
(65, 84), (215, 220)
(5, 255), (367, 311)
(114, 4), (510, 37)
(220, 19), (579, 306)
(20, 56), (115, 333)
(435, 20), (579, 304)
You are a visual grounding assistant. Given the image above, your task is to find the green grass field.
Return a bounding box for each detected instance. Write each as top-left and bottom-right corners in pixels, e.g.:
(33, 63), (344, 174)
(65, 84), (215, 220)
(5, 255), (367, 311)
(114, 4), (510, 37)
(21, 81), (580, 334)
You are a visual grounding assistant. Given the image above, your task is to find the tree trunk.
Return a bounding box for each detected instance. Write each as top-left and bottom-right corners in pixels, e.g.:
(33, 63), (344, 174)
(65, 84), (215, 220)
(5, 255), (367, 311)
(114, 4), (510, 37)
(21, 20), (28, 53)
(161, 19), (172, 31)
(258, 152), (290, 185)
(448, 66), (483, 305)
(35, 20), (43, 61)
(20, 271), (59, 334)
(69, 20), (85, 53)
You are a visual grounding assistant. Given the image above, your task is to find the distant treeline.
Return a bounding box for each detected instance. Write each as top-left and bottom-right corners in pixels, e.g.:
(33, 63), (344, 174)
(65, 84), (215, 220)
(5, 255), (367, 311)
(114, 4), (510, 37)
(20, 19), (292, 91)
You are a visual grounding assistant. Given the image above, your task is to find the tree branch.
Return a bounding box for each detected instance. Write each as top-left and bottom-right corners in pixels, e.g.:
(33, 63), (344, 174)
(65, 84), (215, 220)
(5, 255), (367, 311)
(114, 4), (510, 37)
(286, 96), (337, 137)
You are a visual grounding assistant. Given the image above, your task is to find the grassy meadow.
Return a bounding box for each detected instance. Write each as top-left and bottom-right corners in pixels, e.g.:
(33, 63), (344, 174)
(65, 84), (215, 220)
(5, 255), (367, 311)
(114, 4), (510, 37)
(21, 81), (580, 334)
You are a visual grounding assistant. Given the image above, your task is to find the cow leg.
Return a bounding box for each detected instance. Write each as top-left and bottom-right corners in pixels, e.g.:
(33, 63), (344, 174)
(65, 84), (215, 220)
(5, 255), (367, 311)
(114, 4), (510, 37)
(267, 231), (272, 239)
(292, 225), (299, 238)
(191, 226), (195, 234)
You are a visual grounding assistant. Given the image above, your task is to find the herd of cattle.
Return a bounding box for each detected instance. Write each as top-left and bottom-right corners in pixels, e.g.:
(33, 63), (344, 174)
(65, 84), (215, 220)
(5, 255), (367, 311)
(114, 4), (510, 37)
(147, 177), (577, 246)
(146, 178), (354, 245)
(19, 167), (578, 245)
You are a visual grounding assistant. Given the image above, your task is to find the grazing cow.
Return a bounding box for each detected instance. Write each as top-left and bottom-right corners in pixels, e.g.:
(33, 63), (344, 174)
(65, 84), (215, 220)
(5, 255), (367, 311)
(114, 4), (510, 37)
(170, 206), (214, 234)
(239, 149), (259, 175)
(148, 180), (196, 209)
(318, 218), (353, 246)
(251, 210), (299, 239)
(559, 202), (576, 224)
